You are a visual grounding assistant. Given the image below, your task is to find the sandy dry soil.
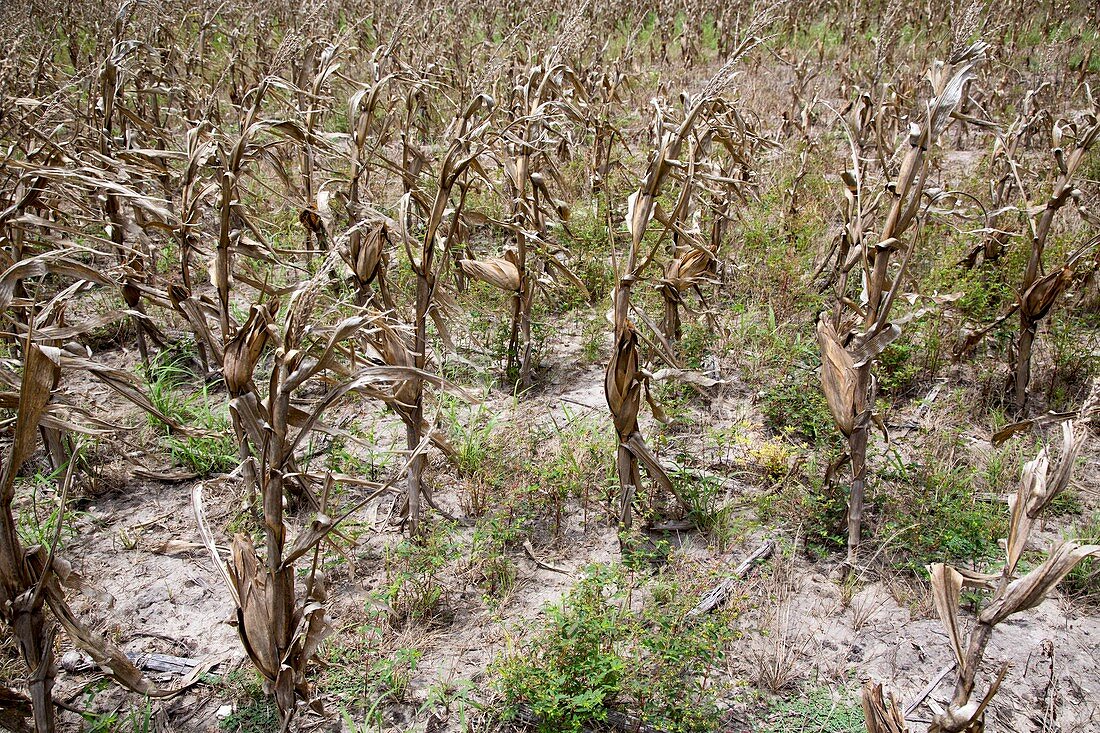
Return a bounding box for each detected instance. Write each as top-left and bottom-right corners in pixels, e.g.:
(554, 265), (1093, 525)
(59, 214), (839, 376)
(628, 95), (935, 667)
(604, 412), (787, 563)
(9, 331), (1100, 733)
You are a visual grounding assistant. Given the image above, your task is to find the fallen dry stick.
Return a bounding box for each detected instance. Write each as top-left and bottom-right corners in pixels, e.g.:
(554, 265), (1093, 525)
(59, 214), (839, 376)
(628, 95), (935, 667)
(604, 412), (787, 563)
(688, 539), (776, 617)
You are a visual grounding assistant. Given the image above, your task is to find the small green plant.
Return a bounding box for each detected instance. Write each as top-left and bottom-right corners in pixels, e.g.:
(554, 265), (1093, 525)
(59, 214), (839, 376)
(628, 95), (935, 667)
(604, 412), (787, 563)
(371, 646), (421, 702)
(145, 350), (236, 474)
(145, 351), (197, 429)
(761, 377), (837, 447)
(679, 322), (710, 369)
(794, 476), (850, 555)
(875, 443), (1006, 574)
(216, 668), (279, 732)
(581, 316), (605, 363)
(81, 692), (153, 733)
(218, 699), (280, 733)
(876, 339), (920, 398)
(758, 684), (864, 733)
(1048, 488), (1084, 516)
(749, 439), (796, 482)
(444, 399), (503, 478)
(15, 463), (80, 550)
(496, 562), (734, 733)
(497, 565), (626, 733)
(380, 520), (459, 625)
(676, 469), (739, 552)
(750, 322), (839, 449)
(467, 513), (520, 600)
(1064, 511), (1100, 603)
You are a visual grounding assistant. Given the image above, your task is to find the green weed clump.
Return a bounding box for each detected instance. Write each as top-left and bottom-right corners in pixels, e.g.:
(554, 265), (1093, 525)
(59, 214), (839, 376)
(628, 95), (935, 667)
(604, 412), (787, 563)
(380, 520), (459, 625)
(1063, 511), (1100, 603)
(874, 447), (1006, 574)
(496, 562), (736, 733)
(761, 375), (837, 448)
(145, 351), (237, 474)
(756, 468), (849, 556)
(758, 684), (864, 733)
(216, 670), (280, 733)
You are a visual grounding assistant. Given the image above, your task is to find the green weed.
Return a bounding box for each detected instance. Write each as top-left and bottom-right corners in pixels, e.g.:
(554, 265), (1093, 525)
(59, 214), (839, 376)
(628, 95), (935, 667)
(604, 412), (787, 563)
(1063, 511), (1100, 603)
(496, 562), (735, 733)
(145, 350), (236, 474)
(757, 684), (864, 733)
(379, 521), (459, 625)
(875, 442), (1006, 574)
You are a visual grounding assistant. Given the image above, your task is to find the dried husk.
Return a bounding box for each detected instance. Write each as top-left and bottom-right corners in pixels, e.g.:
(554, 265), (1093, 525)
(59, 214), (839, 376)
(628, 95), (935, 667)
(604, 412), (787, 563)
(458, 255), (521, 291)
(661, 245), (714, 295)
(1019, 264), (1074, 322)
(344, 220), (388, 287)
(605, 322), (642, 440)
(223, 301), (278, 396)
(816, 317), (860, 436)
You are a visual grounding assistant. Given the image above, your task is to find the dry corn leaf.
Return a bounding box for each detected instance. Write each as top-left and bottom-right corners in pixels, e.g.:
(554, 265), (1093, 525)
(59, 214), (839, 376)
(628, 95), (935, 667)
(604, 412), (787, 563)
(1040, 421), (1086, 514)
(1006, 449), (1048, 573)
(0, 342), (55, 500)
(929, 563), (967, 673)
(861, 680), (909, 733)
(980, 542), (1100, 625)
(849, 323), (902, 368)
(458, 256), (521, 291)
(816, 317), (859, 436)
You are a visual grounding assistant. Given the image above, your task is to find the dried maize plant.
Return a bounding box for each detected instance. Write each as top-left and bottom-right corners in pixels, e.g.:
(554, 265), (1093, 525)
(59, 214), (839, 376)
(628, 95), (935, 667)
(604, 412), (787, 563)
(0, 340), (200, 733)
(316, 217), (462, 472)
(204, 63), (338, 499)
(0, 315), (72, 733)
(862, 419), (1098, 733)
(400, 83), (432, 201)
(0, 269), (219, 732)
(818, 43), (987, 564)
(343, 50), (402, 309)
(656, 101), (759, 351)
(955, 109), (1100, 413)
(607, 38), (764, 535)
(171, 122), (220, 373)
(1009, 114), (1100, 414)
(294, 35), (345, 265)
(93, 2), (170, 371)
(961, 112), (1026, 269)
(400, 93), (494, 537)
(584, 63), (628, 198)
(778, 53), (820, 140)
(811, 94), (879, 289)
(655, 133), (715, 348)
(197, 252), (456, 722)
(0, 173), (49, 342)
(459, 29), (587, 387)
(206, 267), (328, 723)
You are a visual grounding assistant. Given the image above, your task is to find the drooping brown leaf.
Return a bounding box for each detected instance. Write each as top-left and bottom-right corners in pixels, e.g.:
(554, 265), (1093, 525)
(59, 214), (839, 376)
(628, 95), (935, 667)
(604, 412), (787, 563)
(929, 563), (966, 673)
(980, 542), (1100, 626)
(816, 317), (859, 436)
(458, 255), (521, 291)
(0, 342), (56, 502)
(861, 680), (909, 733)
